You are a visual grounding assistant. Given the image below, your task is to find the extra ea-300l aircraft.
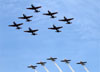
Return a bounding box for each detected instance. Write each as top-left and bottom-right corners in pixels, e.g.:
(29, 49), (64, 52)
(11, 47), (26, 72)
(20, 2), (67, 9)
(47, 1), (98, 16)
(18, 14), (33, 22)
(48, 25), (63, 32)
(59, 16), (74, 24)
(8, 21), (23, 29)
(24, 27), (38, 35)
(27, 4), (42, 12)
(43, 10), (58, 18)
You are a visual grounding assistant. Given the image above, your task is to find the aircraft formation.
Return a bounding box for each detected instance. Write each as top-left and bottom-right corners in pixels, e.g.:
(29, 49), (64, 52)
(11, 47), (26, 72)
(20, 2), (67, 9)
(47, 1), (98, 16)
(28, 57), (89, 72)
(9, 4), (74, 36)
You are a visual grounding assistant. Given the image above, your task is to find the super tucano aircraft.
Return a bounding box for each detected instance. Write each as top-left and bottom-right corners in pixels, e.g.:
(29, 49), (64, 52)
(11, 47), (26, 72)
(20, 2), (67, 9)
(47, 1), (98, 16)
(77, 61), (87, 65)
(36, 61), (46, 66)
(59, 16), (74, 24)
(18, 14), (33, 22)
(28, 65), (37, 69)
(24, 27), (38, 35)
(48, 25), (63, 32)
(27, 4), (42, 12)
(43, 10), (58, 18)
(61, 59), (71, 63)
(8, 21), (23, 29)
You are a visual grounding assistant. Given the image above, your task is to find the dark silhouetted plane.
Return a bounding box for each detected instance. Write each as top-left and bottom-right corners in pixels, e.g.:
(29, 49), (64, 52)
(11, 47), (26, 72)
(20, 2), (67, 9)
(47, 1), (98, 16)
(18, 14), (33, 22)
(47, 57), (57, 61)
(77, 61), (87, 65)
(37, 61), (46, 66)
(48, 25), (63, 32)
(27, 4), (42, 12)
(43, 10), (58, 18)
(61, 59), (71, 63)
(28, 65), (37, 69)
(59, 16), (74, 24)
(24, 27), (38, 35)
(8, 21), (23, 29)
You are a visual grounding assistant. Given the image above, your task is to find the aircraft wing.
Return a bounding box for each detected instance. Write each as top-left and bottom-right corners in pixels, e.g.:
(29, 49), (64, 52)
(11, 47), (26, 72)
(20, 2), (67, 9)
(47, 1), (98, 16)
(52, 12), (58, 15)
(36, 6), (41, 9)
(54, 58), (57, 59)
(61, 60), (64, 62)
(17, 23), (23, 26)
(68, 60), (71, 61)
(77, 63), (81, 64)
(59, 19), (66, 21)
(43, 62), (46, 64)
(27, 16), (33, 18)
(67, 18), (74, 21)
(47, 58), (51, 60)
(43, 13), (50, 15)
(27, 8), (33, 9)
(28, 66), (33, 68)
(24, 30), (31, 32)
(32, 29), (38, 32)
(83, 62), (87, 63)
(57, 26), (63, 29)
(8, 25), (16, 27)
(18, 17), (25, 19)
(48, 28), (55, 30)
(37, 63), (41, 64)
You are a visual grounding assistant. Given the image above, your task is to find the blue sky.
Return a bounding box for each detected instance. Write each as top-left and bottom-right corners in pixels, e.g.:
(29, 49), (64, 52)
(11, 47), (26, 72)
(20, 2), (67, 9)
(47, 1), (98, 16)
(0, 0), (100, 72)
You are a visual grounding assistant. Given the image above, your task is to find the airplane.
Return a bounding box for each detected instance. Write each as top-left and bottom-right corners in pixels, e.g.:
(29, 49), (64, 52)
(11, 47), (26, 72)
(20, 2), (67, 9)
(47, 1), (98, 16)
(28, 65), (37, 69)
(59, 16), (74, 24)
(24, 27), (38, 35)
(8, 21), (23, 29)
(18, 14), (33, 22)
(36, 61), (46, 66)
(43, 10), (58, 18)
(77, 61), (87, 65)
(61, 59), (71, 63)
(47, 57), (57, 61)
(48, 25), (63, 32)
(26, 4), (42, 12)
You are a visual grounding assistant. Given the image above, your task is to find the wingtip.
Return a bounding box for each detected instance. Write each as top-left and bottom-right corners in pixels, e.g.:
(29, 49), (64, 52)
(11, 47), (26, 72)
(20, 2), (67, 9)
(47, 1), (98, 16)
(21, 23), (24, 25)
(40, 6), (42, 8)
(56, 12), (58, 14)
(24, 31), (27, 32)
(8, 25), (11, 27)
(26, 8), (28, 9)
